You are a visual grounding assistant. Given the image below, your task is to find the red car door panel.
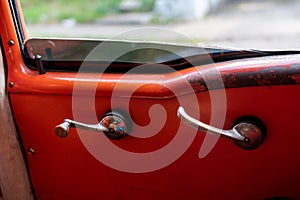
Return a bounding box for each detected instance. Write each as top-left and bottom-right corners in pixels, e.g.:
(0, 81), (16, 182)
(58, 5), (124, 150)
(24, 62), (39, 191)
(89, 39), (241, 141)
(8, 39), (300, 199)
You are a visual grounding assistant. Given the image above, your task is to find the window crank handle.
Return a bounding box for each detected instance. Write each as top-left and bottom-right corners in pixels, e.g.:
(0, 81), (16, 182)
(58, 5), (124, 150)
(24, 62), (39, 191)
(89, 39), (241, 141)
(177, 107), (265, 150)
(55, 112), (130, 140)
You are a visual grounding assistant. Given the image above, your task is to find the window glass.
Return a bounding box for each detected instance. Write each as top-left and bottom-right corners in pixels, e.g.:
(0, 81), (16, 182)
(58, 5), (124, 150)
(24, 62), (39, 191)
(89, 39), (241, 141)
(24, 38), (236, 62)
(20, 0), (300, 49)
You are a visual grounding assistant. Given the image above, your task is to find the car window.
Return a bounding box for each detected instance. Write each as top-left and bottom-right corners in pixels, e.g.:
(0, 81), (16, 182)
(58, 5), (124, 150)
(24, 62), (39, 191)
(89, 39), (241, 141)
(20, 0), (300, 50)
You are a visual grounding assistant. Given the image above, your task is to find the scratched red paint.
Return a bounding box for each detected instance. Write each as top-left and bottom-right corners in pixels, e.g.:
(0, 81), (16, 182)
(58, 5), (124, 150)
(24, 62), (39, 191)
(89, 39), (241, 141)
(187, 64), (300, 92)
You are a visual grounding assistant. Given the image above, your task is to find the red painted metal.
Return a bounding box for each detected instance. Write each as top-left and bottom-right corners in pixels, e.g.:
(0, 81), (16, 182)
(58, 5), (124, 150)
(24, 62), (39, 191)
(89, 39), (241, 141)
(9, 85), (300, 199)
(2, 0), (300, 199)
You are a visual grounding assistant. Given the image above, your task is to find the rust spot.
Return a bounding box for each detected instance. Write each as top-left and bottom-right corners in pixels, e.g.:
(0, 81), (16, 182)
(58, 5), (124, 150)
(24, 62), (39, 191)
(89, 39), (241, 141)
(187, 74), (207, 92)
(187, 64), (300, 92)
(222, 72), (237, 88)
(291, 74), (300, 83)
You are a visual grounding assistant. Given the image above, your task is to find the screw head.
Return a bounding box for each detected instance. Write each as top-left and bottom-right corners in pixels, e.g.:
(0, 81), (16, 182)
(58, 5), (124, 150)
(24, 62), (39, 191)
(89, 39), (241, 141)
(8, 82), (14, 88)
(28, 148), (35, 155)
(8, 40), (14, 46)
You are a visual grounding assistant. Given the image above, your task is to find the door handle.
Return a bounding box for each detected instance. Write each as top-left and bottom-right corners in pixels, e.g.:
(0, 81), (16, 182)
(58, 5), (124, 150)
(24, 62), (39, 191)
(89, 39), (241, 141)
(177, 107), (265, 150)
(55, 112), (129, 140)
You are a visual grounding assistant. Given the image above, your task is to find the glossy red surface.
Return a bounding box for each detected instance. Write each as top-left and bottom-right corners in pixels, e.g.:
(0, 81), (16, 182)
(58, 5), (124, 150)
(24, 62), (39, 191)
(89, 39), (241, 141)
(2, 0), (300, 199)
(9, 84), (300, 199)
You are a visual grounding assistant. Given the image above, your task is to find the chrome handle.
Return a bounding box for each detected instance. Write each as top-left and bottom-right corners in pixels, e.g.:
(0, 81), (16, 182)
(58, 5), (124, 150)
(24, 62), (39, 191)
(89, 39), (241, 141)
(177, 107), (246, 141)
(177, 107), (265, 150)
(55, 112), (129, 140)
(55, 119), (109, 138)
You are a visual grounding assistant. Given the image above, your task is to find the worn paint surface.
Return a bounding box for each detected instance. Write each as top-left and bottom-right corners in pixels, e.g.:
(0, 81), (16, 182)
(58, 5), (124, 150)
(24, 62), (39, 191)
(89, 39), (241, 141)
(188, 64), (300, 92)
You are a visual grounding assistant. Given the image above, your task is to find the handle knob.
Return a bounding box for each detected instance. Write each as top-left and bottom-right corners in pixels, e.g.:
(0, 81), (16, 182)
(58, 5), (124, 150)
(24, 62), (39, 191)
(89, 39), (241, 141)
(55, 121), (70, 138)
(177, 107), (265, 150)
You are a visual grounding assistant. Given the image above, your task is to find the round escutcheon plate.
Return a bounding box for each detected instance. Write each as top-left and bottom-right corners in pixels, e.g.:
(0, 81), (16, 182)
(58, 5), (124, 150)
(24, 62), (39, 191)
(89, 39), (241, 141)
(233, 122), (265, 150)
(100, 111), (130, 140)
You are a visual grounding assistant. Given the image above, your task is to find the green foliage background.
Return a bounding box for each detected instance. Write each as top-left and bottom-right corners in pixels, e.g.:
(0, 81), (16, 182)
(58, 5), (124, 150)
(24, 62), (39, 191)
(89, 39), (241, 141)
(20, 0), (155, 24)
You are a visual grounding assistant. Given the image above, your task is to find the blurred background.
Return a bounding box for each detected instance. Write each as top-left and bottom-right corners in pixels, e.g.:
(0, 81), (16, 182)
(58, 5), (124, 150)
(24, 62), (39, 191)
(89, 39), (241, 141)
(21, 0), (300, 49)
